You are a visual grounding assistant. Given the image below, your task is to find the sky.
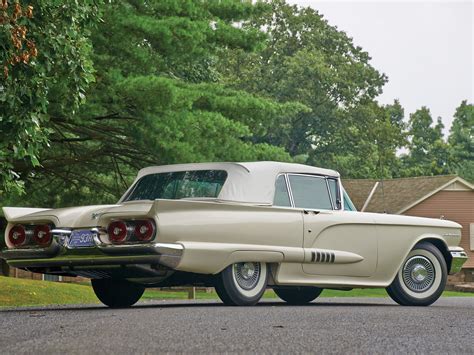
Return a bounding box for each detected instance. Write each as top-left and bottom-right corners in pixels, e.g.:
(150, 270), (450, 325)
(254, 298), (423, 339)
(288, 0), (473, 136)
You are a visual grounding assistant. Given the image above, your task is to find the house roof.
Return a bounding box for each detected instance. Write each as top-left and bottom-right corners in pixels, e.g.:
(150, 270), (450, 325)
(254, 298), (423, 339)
(342, 175), (473, 214)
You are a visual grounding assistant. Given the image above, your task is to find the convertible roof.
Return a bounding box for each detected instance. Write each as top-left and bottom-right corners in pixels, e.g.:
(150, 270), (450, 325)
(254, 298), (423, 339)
(122, 161), (339, 205)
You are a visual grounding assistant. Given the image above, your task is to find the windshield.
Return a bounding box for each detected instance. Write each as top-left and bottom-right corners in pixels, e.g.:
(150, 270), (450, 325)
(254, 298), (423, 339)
(124, 170), (228, 201)
(343, 189), (357, 211)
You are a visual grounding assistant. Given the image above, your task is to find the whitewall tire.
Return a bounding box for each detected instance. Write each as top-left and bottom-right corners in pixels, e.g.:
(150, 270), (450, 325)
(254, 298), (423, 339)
(386, 242), (447, 306)
(215, 262), (268, 306)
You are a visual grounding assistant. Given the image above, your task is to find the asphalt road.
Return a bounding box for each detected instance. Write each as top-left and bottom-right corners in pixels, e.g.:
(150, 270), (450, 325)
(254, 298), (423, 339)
(1, 297), (473, 354)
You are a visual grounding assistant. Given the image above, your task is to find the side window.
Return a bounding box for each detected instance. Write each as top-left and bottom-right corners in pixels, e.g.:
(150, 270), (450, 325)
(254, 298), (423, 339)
(288, 175), (333, 210)
(327, 178), (341, 209)
(273, 175), (291, 207)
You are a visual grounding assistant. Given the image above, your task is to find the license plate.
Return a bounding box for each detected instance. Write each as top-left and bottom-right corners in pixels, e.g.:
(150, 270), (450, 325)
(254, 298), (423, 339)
(68, 230), (97, 248)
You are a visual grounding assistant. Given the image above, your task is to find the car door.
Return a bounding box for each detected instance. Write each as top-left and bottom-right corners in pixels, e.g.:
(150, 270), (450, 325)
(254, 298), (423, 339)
(286, 174), (377, 278)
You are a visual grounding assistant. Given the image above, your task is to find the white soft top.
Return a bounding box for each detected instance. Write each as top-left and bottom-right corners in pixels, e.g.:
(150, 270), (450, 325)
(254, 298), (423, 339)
(120, 161), (339, 205)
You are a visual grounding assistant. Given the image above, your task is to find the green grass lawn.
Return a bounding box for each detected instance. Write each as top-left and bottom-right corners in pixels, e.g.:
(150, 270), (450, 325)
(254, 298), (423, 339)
(0, 276), (471, 308)
(0, 276), (98, 307)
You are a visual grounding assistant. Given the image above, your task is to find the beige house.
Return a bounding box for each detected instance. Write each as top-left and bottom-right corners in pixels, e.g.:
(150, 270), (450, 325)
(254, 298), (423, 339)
(343, 175), (474, 282)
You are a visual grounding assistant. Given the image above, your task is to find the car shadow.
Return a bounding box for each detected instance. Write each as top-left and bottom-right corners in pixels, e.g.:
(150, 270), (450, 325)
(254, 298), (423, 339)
(0, 299), (400, 313)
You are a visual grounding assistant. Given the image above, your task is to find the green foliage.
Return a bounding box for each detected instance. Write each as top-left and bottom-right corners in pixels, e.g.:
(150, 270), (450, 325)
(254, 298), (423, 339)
(5, 0), (301, 207)
(448, 101), (474, 182)
(0, 0), (100, 194)
(311, 100), (406, 179)
(2, 0), (471, 209)
(401, 107), (451, 176)
(220, 0), (407, 179)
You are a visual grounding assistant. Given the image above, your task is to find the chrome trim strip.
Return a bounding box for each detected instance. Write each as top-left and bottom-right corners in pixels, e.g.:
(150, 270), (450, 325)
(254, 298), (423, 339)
(338, 178), (345, 211)
(284, 173), (295, 208)
(449, 249), (468, 275)
(443, 233), (462, 238)
(8, 255), (164, 268)
(51, 229), (72, 235)
(0, 241), (61, 260)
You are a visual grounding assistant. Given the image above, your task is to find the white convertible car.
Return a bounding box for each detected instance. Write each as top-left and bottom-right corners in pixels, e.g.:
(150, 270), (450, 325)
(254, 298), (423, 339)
(1, 162), (468, 307)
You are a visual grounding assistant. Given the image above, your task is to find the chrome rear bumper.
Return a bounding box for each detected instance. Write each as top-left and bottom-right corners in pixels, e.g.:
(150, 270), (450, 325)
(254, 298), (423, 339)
(449, 247), (468, 275)
(0, 228), (184, 269)
(96, 242), (183, 268)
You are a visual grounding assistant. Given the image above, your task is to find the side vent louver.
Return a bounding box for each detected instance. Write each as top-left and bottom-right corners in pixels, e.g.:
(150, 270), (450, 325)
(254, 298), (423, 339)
(310, 251), (335, 263)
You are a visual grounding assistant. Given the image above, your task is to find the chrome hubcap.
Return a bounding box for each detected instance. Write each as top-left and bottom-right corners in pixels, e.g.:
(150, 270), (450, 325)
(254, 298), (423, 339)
(411, 264), (428, 282)
(241, 262), (255, 279)
(402, 256), (435, 292)
(233, 262), (260, 290)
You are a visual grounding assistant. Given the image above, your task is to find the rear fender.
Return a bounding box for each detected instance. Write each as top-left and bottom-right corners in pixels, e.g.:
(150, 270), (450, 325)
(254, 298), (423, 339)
(2, 207), (51, 222)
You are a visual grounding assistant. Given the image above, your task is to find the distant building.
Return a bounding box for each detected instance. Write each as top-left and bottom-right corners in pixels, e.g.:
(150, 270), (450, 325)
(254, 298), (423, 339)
(343, 175), (474, 283)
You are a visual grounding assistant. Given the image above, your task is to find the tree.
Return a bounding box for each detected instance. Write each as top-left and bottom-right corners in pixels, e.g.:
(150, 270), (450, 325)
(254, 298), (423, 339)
(401, 107), (450, 176)
(310, 100), (406, 178)
(0, 0), (100, 194)
(448, 101), (474, 182)
(219, 0), (387, 159)
(4, 0), (305, 208)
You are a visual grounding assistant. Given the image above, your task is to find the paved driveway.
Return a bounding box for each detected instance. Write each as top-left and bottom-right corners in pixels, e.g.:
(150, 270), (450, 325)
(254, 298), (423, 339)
(1, 297), (473, 354)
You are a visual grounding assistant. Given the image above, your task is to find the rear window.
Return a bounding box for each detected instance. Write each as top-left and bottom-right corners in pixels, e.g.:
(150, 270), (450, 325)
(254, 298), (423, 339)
(124, 170), (227, 201)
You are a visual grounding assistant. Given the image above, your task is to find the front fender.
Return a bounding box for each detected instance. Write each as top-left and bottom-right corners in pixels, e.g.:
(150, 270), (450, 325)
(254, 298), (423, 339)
(386, 233), (455, 285)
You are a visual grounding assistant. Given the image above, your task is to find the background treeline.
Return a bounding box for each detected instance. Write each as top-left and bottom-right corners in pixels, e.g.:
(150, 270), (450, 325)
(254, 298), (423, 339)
(0, 0), (472, 208)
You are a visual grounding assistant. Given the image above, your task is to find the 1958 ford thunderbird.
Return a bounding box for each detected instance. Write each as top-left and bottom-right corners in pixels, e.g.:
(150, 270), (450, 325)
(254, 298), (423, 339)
(1, 162), (468, 307)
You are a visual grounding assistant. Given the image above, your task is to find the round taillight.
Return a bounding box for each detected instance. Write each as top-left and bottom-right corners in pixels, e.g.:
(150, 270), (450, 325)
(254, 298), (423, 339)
(134, 220), (155, 241)
(33, 225), (52, 246)
(107, 221), (128, 243)
(8, 225), (26, 247)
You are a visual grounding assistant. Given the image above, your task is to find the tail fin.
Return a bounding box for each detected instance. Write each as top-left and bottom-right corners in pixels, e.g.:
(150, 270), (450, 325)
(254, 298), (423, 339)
(2, 207), (51, 222)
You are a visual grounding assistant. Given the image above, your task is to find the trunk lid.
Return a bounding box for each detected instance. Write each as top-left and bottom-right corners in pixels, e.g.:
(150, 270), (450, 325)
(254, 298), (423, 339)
(2, 200), (156, 228)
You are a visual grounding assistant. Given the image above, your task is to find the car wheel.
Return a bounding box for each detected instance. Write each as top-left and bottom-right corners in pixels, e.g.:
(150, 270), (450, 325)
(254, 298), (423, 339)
(386, 241), (447, 306)
(215, 262), (268, 306)
(91, 279), (145, 308)
(274, 286), (323, 305)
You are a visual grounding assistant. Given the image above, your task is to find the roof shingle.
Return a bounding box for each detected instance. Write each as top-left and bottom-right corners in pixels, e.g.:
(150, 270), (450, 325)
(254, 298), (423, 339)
(342, 175), (459, 213)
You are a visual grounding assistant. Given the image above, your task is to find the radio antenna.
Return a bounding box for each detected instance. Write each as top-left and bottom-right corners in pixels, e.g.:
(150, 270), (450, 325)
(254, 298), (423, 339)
(380, 174), (386, 213)
(378, 142), (387, 214)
